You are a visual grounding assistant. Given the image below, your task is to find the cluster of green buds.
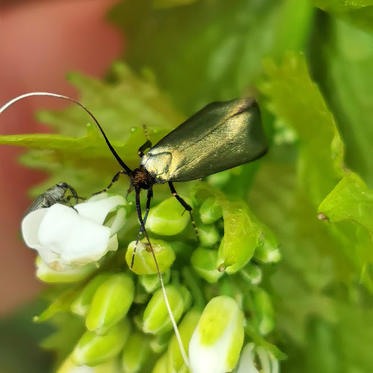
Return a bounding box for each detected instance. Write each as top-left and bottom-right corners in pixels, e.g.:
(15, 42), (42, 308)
(27, 182), (281, 373)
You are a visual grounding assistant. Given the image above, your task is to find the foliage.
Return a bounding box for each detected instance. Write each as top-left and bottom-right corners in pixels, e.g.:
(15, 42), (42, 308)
(2, 0), (373, 372)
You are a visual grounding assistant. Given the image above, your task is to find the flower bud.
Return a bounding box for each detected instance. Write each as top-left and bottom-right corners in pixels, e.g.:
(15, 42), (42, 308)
(216, 201), (259, 274)
(143, 285), (185, 335)
(252, 288), (275, 336)
(152, 353), (169, 373)
(150, 332), (172, 354)
(71, 273), (112, 316)
(146, 197), (190, 236)
(254, 225), (280, 264)
(126, 238), (175, 275)
(168, 308), (201, 373)
(57, 355), (120, 373)
(134, 281), (149, 304)
(85, 273), (134, 335)
(189, 296), (244, 373)
(239, 263), (262, 285)
(191, 248), (223, 283)
(140, 270), (171, 293)
(72, 318), (131, 366)
(198, 224), (220, 247)
(199, 197), (223, 224)
(235, 343), (279, 373)
(121, 332), (150, 373)
(36, 256), (96, 283)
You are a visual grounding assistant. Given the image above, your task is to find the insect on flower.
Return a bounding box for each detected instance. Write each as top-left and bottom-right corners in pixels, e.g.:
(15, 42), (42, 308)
(0, 92), (268, 367)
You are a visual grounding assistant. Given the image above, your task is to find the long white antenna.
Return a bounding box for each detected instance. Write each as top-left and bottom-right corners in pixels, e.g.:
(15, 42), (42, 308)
(0, 92), (133, 174)
(0, 92), (67, 114)
(134, 191), (190, 368)
(1, 91), (190, 368)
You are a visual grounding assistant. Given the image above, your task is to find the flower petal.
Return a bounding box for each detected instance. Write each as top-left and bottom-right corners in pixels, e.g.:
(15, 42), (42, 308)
(22, 208), (60, 264)
(21, 208), (48, 250)
(38, 204), (111, 268)
(75, 194), (126, 226)
(235, 343), (259, 373)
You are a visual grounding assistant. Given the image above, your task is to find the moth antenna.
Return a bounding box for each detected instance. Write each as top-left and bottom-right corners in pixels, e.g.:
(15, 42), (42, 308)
(0, 92), (132, 174)
(145, 230), (190, 368)
(135, 189), (190, 368)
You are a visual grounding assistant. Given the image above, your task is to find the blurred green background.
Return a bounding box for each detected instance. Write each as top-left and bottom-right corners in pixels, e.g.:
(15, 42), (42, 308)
(1, 0), (373, 372)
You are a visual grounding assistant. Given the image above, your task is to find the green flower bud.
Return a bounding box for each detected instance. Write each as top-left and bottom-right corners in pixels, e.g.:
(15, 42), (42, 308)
(199, 197), (223, 224)
(71, 273), (112, 316)
(179, 285), (192, 311)
(152, 353), (169, 373)
(86, 273), (134, 335)
(168, 309), (201, 373)
(143, 285), (185, 335)
(126, 238), (175, 275)
(146, 197), (190, 236)
(239, 263), (262, 286)
(150, 332), (172, 354)
(140, 270), (171, 293)
(252, 288), (275, 336)
(216, 201), (259, 274)
(36, 256), (96, 283)
(72, 318), (131, 366)
(57, 355), (120, 373)
(254, 225), (281, 264)
(191, 248), (223, 283)
(134, 280), (149, 304)
(170, 241), (193, 264)
(189, 296), (244, 373)
(121, 332), (150, 373)
(198, 224), (220, 247)
(235, 343), (279, 373)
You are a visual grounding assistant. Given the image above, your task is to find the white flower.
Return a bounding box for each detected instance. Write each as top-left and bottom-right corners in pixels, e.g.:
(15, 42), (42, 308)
(235, 343), (279, 373)
(22, 193), (126, 272)
(189, 296), (244, 373)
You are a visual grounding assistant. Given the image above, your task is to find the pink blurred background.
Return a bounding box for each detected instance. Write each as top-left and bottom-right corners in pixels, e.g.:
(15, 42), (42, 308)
(0, 0), (122, 314)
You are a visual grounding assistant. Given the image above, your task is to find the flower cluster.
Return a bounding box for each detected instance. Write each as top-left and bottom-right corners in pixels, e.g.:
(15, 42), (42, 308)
(22, 184), (281, 373)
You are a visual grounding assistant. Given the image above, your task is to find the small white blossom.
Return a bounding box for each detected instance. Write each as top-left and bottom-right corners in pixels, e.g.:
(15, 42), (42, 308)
(235, 343), (279, 373)
(22, 193), (126, 272)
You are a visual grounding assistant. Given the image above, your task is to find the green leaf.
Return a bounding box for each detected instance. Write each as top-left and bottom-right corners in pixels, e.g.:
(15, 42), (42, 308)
(34, 289), (78, 323)
(41, 314), (85, 366)
(313, 0), (373, 11)
(261, 53), (373, 279)
(109, 0), (313, 113)
(312, 17), (373, 182)
(319, 172), (373, 233)
(2, 63), (182, 196)
(261, 53), (345, 205)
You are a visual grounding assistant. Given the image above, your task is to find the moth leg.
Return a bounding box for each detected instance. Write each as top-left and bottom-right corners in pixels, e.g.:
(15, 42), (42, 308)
(137, 124), (152, 158)
(61, 196), (79, 213)
(92, 170), (127, 196)
(168, 182), (199, 241)
(131, 188), (153, 268)
(138, 140), (152, 158)
(64, 184), (85, 204)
